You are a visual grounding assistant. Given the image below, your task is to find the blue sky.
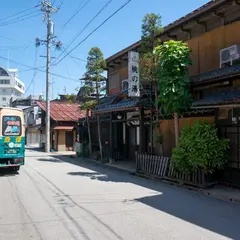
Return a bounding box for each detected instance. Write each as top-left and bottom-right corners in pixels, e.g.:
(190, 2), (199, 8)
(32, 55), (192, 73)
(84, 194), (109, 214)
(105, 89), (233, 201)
(0, 0), (209, 99)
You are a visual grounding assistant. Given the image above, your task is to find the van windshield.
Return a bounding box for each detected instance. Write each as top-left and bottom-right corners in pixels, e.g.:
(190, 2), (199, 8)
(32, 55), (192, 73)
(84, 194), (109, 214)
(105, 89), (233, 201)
(2, 116), (21, 136)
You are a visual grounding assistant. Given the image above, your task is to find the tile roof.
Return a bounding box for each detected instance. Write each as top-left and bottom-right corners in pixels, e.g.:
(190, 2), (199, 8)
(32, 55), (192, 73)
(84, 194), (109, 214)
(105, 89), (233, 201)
(191, 65), (240, 84)
(94, 89), (153, 113)
(37, 101), (86, 122)
(192, 87), (240, 107)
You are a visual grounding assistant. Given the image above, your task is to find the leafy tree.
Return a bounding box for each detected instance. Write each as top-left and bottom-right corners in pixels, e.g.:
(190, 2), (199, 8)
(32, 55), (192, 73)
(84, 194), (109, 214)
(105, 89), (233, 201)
(65, 94), (77, 103)
(140, 13), (162, 120)
(155, 40), (192, 144)
(81, 47), (106, 161)
(172, 122), (229, 174)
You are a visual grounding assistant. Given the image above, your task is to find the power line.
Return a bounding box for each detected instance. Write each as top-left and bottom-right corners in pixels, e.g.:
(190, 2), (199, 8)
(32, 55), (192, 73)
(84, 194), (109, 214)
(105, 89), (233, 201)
(0, 4), (40, 23)
(63, 0), (90, 27)
(0, 36), (13, 40)
(0, 11), (41, 27)
(24, 47), (39, 95)
(0, 41), (34, 50)
(54, 0), (132, 66)
(0, 55), (81, 82)
(52, 0), (113, 65)
(59, 0), (65, 8)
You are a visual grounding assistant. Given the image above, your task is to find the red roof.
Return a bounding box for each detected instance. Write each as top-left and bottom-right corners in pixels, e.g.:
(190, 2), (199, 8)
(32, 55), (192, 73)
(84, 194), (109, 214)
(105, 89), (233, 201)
(37, 101), (86, 122)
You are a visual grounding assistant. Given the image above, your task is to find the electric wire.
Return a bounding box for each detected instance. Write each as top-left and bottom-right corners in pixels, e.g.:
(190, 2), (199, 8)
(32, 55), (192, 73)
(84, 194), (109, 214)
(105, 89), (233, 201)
(0, 55), (81, 82)
(0, 11), (41, 27)
(52, 0), (113, 65)
(63, 0), (90, 27)
(0, 4), (40, 23)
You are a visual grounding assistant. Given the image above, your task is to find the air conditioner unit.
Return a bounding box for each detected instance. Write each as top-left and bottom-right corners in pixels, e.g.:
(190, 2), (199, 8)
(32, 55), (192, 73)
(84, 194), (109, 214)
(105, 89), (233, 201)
(220, 44), (240, 67)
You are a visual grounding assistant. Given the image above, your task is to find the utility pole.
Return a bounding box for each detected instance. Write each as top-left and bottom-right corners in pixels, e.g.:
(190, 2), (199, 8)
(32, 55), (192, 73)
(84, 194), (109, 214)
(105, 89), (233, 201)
(50, 79), (55, 100)
(36, 1), (61, 152)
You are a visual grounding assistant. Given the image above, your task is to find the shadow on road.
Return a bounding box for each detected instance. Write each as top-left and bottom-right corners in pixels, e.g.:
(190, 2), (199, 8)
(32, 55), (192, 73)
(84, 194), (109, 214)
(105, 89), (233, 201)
(37, 158), (63, 163)
(0, 168), (19, 177)
(26, 148), (240, 239)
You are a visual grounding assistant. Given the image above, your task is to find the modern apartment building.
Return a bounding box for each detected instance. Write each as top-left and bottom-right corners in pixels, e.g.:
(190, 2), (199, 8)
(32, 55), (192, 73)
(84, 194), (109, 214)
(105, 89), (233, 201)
(0, 66), (24, 107)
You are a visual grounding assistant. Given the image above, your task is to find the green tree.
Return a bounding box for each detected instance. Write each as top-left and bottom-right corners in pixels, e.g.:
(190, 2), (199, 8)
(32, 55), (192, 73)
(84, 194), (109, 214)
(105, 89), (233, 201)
(81, 47), (106, 161)
(65, 94), (77, 103)
(140, 13), (162, 120)
(155, 40), (192, 144)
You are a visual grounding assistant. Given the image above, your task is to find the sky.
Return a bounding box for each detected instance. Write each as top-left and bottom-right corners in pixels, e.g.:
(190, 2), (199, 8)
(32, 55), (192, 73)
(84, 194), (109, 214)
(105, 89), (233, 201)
(0, 0), (209, 99)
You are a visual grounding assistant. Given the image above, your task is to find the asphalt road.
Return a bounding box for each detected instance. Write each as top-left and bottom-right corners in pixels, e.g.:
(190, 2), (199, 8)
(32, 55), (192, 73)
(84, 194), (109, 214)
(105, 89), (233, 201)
(0, 147), (240, 240)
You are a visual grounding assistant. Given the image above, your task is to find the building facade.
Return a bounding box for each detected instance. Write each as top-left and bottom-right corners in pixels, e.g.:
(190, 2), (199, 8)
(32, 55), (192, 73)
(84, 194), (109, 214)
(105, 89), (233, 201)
(37, 101), (86, 152)
(11, 95), (43, 145)
(104, 0), (240, 184)
(0, 67), (24, 107)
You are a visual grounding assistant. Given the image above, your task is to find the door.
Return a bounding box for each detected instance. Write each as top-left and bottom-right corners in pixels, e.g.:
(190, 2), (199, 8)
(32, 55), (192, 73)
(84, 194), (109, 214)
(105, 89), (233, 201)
(65, 131), (73, 151)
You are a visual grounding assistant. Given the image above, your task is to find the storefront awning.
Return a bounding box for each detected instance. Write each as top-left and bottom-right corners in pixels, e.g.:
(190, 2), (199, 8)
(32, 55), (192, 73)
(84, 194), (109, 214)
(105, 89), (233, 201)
(53, 126), (74, 130)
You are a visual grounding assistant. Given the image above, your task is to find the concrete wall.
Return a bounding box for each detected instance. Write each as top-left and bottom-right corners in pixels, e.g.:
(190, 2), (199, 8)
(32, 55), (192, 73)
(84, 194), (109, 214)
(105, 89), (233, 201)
(157, 116), (215, 157)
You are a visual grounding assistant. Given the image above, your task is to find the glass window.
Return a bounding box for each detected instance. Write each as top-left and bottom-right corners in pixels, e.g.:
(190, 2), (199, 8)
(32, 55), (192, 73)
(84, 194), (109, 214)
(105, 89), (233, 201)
(0, 80), (10, 84)
(0, 67), (9, 76)
(2, 97), (6, 101)
(2, 116), (21, 136)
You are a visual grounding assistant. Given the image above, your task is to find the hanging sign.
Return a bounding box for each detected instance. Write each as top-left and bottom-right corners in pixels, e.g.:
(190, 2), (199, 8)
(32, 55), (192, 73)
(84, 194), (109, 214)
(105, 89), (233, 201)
(128, 51), (140, 97)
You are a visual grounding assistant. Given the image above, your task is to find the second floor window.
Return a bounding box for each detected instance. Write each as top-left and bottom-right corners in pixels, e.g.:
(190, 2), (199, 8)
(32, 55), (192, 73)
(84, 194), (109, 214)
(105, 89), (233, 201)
(0, 80), (10, 84)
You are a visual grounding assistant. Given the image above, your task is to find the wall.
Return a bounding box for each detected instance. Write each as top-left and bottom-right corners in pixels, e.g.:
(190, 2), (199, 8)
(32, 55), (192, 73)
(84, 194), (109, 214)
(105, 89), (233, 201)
(108, 63), (128, 94)
(158, 116), (215, 157)
(57, 130), (66, 151)
(187, 21), (240, 76)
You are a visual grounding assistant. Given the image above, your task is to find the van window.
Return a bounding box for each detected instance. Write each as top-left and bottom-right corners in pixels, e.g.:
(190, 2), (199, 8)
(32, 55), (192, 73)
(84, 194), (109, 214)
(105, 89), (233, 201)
(2, 116), (21, 136)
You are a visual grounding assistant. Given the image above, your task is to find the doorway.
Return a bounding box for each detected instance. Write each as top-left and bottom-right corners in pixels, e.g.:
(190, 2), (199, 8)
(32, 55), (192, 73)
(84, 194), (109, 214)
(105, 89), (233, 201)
(65, 131), (73, 151)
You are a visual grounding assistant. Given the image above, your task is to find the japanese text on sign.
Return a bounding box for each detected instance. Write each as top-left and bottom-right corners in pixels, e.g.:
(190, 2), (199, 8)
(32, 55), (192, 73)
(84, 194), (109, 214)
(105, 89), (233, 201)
(128, 51), (140, 97)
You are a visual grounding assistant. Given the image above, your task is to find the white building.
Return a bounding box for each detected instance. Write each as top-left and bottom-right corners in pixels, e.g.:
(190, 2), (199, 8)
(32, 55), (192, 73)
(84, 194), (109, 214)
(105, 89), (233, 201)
(0, 66), (24, 107)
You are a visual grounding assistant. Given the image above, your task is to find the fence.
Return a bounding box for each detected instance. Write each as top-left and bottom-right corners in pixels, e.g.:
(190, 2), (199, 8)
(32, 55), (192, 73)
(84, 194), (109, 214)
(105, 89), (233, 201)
(136, 153), (216, 188)
(136, 153), (170, 179)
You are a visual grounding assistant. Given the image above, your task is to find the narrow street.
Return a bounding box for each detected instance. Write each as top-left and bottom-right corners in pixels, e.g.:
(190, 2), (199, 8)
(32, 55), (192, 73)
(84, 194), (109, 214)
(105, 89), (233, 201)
(0, 148), (240, 240)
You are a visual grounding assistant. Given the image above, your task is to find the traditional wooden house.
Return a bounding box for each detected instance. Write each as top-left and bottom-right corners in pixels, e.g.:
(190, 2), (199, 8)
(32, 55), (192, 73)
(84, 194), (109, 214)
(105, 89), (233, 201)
(78, 0), (240, 183)
(37, 101), (86, 152)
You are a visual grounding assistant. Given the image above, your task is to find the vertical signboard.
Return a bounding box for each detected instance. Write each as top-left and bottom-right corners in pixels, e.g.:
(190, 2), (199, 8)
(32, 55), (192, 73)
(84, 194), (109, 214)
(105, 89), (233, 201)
(128, 51), (140, 97)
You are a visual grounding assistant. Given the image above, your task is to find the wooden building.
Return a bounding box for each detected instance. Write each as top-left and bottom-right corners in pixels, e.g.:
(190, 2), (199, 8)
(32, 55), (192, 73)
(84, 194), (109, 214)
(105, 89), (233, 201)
(37, 101), (86, 152)
(78, 0), (240, 185)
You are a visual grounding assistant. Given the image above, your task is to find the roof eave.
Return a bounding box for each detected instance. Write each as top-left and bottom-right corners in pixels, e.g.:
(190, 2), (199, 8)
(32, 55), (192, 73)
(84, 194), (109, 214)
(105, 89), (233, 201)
(105, 0), (229, 64)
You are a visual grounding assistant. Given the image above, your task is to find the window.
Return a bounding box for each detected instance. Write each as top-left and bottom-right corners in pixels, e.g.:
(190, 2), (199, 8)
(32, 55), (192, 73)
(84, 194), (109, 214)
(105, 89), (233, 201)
(2, 97), (6, 101)
(0, 80), (10, 84)
(2, 89), (6, 93)
(16, 81), (23, 89)
(0, 67), (9, 76)
(2, 116), (21, 136)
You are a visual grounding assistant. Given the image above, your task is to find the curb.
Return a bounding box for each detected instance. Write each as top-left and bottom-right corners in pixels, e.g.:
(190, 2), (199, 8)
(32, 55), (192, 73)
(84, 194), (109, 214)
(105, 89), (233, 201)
(60, 155), (136, 175)
(134, 172), (240, 204)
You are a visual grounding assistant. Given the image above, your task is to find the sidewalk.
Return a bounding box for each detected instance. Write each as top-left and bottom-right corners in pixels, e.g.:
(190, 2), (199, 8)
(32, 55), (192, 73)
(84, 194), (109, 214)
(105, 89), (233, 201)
(25, 147), (240, 204)
(71, 156), (240, 204)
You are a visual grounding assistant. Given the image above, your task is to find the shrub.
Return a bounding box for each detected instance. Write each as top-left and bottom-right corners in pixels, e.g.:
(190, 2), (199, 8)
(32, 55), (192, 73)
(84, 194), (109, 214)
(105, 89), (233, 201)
(172, 121), (229, 174)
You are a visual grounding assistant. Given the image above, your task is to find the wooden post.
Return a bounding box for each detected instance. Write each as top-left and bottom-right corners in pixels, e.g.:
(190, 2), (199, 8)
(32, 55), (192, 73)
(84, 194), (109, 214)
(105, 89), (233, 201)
(109, 112), (113, 163)
(174, 112), (179, 145)
(139, 108), (145, 153)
